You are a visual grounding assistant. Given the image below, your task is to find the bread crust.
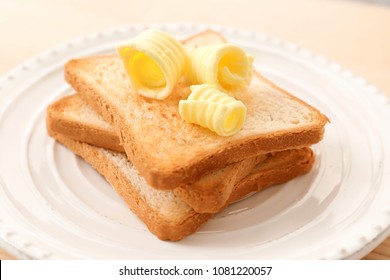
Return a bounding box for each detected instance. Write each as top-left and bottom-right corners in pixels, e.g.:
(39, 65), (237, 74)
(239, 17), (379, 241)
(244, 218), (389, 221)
(48, 129), (212, 241)
(229, 148), (314, 203)
(176, 148), (314, 213)
(48, 129), (314, 240)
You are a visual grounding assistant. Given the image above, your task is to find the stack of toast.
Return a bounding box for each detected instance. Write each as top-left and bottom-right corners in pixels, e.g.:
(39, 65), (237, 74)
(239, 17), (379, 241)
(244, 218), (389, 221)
(46, 30), (328, 240)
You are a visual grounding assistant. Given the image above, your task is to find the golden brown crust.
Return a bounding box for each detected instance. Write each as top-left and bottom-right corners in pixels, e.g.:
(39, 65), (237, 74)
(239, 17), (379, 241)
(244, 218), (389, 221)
(143, 127), (324, 190)
(229, 148), (314, 203)
(176, 148), (314, 213)
(48, 130), (212, 241)
(173, 154), (265, 213)
(47, 129), (314, 240)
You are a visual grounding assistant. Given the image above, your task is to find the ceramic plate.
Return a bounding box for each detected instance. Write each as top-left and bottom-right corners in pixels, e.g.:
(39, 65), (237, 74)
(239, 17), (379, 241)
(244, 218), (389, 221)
(0, 23), (389, 259)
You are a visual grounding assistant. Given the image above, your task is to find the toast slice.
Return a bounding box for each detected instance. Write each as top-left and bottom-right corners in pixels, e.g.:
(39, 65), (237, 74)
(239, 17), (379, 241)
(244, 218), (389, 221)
(47, 94), (313, 213)
(48, 129), (314, 240)
(64, 30), (328, 190)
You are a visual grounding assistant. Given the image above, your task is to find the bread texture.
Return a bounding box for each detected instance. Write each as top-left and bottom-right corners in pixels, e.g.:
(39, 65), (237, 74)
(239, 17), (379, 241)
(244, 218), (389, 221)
(47, 94), (123, 152)
(47, 128), (314, 240)
(64, 30), (328, 190)
(46, 94), (313, 213)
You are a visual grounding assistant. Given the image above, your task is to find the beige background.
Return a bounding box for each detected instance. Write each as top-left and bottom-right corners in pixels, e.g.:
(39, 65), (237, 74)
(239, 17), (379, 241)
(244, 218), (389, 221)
(0, 0), (389, 259)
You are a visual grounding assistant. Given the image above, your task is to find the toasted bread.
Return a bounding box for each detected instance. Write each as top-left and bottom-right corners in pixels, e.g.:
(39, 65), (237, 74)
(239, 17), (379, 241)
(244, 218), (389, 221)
(48, 129), (314, 240)
(64, 30), (327, 190)
(47, 94), (313, 213)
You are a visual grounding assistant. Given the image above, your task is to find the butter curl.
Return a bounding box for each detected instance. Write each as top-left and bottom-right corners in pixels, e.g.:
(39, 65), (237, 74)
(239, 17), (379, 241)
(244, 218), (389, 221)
(179, 84), (247, 136)
(189, 44), (253, 98)
(118, 29), (188, 100)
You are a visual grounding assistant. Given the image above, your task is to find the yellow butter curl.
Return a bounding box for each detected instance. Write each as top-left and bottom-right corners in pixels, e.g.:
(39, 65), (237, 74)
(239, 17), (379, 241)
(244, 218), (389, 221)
(117, 29), (188, 100)
(188, 44), (253, 98)
(179, 84), (247, 136)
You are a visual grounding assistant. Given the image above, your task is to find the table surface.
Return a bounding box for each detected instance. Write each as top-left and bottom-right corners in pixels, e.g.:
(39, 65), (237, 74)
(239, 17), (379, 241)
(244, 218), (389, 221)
(0, 0), (389, 260)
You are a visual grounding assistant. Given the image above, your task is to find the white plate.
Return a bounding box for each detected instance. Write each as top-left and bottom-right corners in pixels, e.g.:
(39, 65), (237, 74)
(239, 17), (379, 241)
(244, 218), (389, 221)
(0, 23), (389, 260)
